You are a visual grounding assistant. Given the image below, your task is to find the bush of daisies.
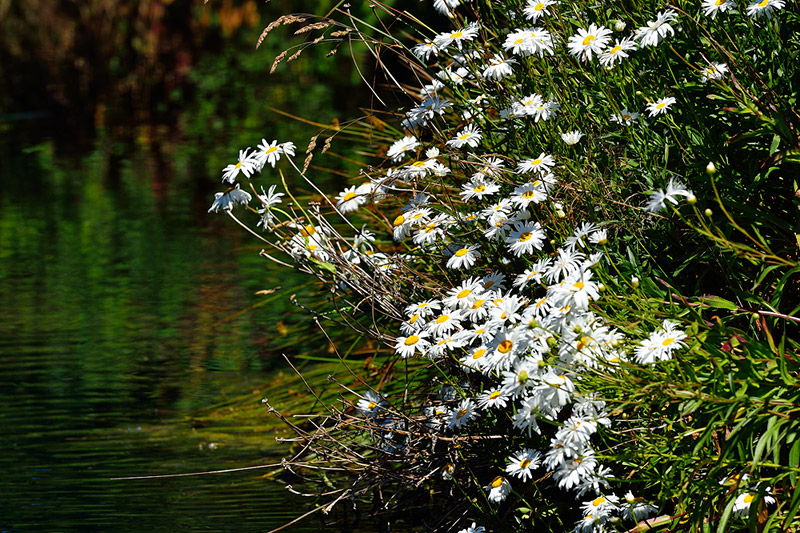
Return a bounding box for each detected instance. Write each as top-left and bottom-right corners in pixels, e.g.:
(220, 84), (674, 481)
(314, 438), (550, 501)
(210, 0), (800, 531)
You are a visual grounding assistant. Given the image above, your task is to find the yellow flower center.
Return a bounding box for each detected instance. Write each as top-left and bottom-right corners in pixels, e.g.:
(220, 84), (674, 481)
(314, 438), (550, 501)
(436, 315), (449, 324)
(583, 35), (596, 46)
(592, 496), (606, 507)
(404, 335), (419, 346)
(484, 280), (495, 289)
(472, 299), (485, 309)
(744, 494), (755, 503)
(459, 133), (471, 140)
(716, 0), (725, 4)
(491, 476), (504, 488)
(343, 192), (356, 201)
(573, 281), (585, 290)
(393, 215), (405, 226)
(457, 289), (472, 299)
(451, 31), (463, 39)
(609, 45), (621, 55)
(413, 212), (424, 219)
(265, 146), (278, 154)
(517, 370), (528, 385)
(757, 0), (768, 6)
(455, 248), (469, 257)
(534, 2), (545, 10)
(474, 185), (486, 193)
(409, 314), (419, 324)
(475, 328), (485, 335)
(368, 402), (376, 409)
(531, 158), (542, 165)
(662, 337), (675, 346)
(299, 224), (316, 237)
(519, 232), (532, 242)
(656, 102), (666, 109)
(577, 336), (589, 350)
(489, 391), (501, 399)
(498, 340), (513, 354)
(473, 348), (486, 359)
(514, 38), (524, 45)
(523, 190), (535, 199)
(520, 459), (531, 468)
(235, 161), (242, 169)
(425, 224), (436, 233)
(456, 408), (468, 419)
(411, 161), (427, 167)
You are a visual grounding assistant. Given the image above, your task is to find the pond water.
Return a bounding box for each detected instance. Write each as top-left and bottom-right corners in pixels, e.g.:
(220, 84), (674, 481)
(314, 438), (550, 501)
(0, 138), (323, 532)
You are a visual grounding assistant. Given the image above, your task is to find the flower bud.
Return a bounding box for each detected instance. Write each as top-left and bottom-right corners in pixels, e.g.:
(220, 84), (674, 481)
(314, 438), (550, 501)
(614, 20), (626, 32)
(704, 208), (713, 216)
(706, 161), (716, 174)
(598, 283), (606, 292)
(631, 276), (640, 288)
(686, 194), (697, 205)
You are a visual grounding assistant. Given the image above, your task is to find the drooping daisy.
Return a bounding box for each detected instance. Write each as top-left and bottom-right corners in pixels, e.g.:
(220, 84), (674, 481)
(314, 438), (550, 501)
(645, 178), (692, 212)
(386, 135), (419, 161)
(208, 184), (252, 213)
(413, 40), (440, 60)
(747, 0), (785, 18)
(456, 523), (485, 533)
(446, 124), (482, 149)
(221, 148), (257, 183)
(561, 130), (584, 145)
(485, 475), (512, 502)
(356, 390), (386, 417)
(635, 10), (678, 47)
(702, 0), (736, 18)
(701, 62), (729, 83)
(446, 244), (481, 269)
(610, 108), (639, 125)
(256, 184), (284, 229)
(481, 54), (516, 80)
(599, 38), (637, 67)
(517, 153), (555, 174)
(460, 177), (500, 202)
(523, 0), (559, 21)
(645, 96), (676, 116)
(580, 494), (620, 521)
(433, 0), (463, 17)
(567, 24), (612, 62)
(506, 448), (542, 481)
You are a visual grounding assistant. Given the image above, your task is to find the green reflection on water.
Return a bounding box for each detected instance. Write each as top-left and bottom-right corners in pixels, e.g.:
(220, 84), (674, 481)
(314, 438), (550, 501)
(0, 141), (321, 532)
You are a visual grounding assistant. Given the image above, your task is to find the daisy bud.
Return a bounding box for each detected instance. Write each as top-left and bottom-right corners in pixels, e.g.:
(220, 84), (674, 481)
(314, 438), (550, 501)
(631, 276), (640, 288)
(426, 147), (439, 158)
(528, 318), (540, 329)
(546, 336), (558, 348)
(598, 283), (606, 292)
(687, 194), (697, 205)
(573, 325), (583, 334)
(614, 20), (626, 32)
(704, 208), (713, 216)
(537, 359), (547, 369)
(706, 161), (717, 174)
(751, 312), (761, 320)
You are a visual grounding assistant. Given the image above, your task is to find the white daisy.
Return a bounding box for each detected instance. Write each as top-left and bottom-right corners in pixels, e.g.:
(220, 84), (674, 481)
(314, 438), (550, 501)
(505, 448), (542, 481)
(481, 54), (516, 81)
(702, 0), (736, 18)
(700, 62), (728, 83)
(610, 108), (639, 125)
(599, 38), (637, 67)
(645, 96), (676, 116)
(433, 22), (480, 50)
(523, 0), (559, 21)
(561, 130), (584, 145)
(446, 244), (481, 269)
(567, 24), (612, 62)
(221, 148), (257, 183)
(747, 0), (785, 18)
(446, 124), (482, 149)
(517, 153), (555, 174)
(386, 135), (419, 161)
(635, 10), (678, 47)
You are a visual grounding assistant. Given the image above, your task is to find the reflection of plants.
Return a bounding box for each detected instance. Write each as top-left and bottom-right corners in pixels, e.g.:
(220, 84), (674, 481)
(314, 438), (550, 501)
(212, 1), (800, 531)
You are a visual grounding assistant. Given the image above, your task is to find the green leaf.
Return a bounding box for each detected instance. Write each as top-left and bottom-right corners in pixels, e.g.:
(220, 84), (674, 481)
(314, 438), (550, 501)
(699, 296), (738, 311)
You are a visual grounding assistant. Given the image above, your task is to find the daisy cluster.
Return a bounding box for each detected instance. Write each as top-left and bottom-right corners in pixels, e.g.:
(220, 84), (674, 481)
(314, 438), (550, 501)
(211, 0), (799, 529)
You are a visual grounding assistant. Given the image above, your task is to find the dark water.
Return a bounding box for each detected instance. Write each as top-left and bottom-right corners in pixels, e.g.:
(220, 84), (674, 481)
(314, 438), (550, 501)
(0, 140), (321, 532)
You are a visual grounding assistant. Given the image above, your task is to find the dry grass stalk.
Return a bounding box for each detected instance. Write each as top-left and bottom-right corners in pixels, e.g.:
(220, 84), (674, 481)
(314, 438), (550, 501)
(257, 14), (308, 49)
(270, 50), (287, 73)
(294, 20), (335, 34)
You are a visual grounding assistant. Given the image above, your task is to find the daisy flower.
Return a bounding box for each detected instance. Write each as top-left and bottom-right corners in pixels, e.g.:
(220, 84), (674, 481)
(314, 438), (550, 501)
(356, 391), (386, 417)
(413, 40), (439, 60)
(732, 488), (776, 517)
(481, 54), (516, 81)
(510, 181), (547, 209)
(635, 10), (678, 47)
(506, 221), (546, 256)
(477, 387), (510, 410)
(700, 62), (728, 83)
(256, 185), (285, 229)
(580, 494), (620, 520)
(599, 38), (637, 67)
(208, 184), (252, 213)
(460, 177), (500, 202)
(703, 0), (736, 18)
(485, 476), (512, 502)
(747, 0), (784, 18)
(561, 130), (584, 145)
(386, 135), (419, 161)
(221, 148), (257, 183)
(446, 124), (482, 149)
(395, 331), (431, 358)
(523, 0), (559, 21)
(447, 244), (481, 269)
(645, 96), (676, 116)
(503, 27), (555, 57)
(433, 22), (480, 50)
(610, 108), (639, 125)
(567, 24), (612, 62)
(645, 178), (692, 212)
(506, 448), (542, 481)
(517, 153), (555, 174)
(335, 186), (366, 214)
(448, 399), (477, 430)
(433, 0), (463, 17)
(457, 523), (485, 533)
(253, 139), (284, 170)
